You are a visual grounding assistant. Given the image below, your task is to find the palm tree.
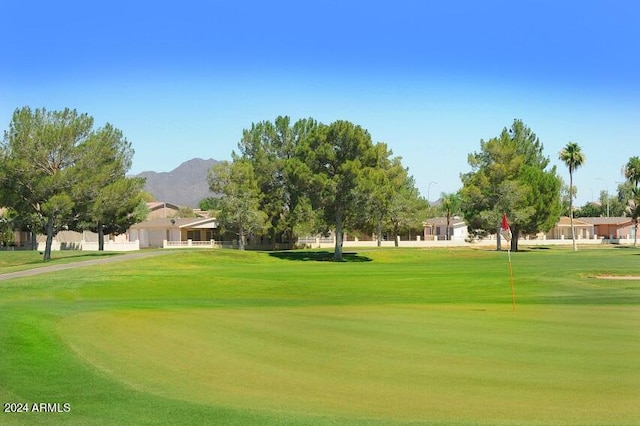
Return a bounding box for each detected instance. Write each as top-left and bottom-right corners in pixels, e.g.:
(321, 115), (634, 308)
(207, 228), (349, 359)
(623, 156), (640, 188)
(440, 192), (461, 241)
(623, 157), (640, 246)
(558, 142), (585, 251)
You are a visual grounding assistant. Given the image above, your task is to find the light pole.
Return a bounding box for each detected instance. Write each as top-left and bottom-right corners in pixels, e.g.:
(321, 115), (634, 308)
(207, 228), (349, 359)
(428, 181), (438, 203)
(596, 178), (610, 217)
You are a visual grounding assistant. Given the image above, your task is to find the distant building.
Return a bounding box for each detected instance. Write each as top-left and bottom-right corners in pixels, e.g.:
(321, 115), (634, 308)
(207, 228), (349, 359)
(126, 202), (216, 248)
(544, 216), (595, 240)
(423, 216), (468, 241)
(579, 217), (635, 239)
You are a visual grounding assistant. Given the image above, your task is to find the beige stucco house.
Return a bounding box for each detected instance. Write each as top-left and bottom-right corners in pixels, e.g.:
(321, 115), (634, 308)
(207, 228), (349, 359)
(128, 217), (218, 248)
(423, 216), (469, 241)
(543, 216), (595, 240)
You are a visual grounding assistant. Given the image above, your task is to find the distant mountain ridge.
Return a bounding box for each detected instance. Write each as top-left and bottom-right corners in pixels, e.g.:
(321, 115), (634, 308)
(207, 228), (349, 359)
(135, 158), (218, 207)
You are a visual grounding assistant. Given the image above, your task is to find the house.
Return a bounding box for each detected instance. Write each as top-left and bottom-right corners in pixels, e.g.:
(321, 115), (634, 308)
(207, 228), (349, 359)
(128, 201), (217, 248)
(579, 217), (635, 239)
(544, 216), (595, 240)
(146, 202), (182, 219)
(12, 200), (216, 251)
(128, 217), (218, 248)
(423, 216), (469, 241)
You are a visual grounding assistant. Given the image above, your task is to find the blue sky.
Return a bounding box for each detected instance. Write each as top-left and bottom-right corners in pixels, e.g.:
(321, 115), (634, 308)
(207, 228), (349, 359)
(2, 1), (638, 206)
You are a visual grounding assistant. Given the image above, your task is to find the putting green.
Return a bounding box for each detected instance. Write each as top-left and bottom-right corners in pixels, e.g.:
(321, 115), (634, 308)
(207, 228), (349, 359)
(59, 304), (640, 424)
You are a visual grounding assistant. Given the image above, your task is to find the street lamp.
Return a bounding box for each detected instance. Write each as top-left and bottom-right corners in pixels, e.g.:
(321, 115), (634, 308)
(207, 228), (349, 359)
(428, 181), (438, 203)
(596, 178), (610, 217)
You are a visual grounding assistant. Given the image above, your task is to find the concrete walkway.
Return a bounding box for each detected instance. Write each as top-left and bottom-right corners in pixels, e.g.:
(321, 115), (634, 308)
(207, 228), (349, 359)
(0, 251), (170, 282)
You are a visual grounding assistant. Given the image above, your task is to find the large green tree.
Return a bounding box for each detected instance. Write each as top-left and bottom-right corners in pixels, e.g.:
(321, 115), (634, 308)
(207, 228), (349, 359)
(74, 124), (146, 250)
(360, 143), (410, 246)
(208, 160), (269, 250)
(235, 116), (319, 248)
(297, 120), (378, 260)
(558, 141), (586, 251)
(386, 175), (427, 245)
(86, 178), (148, 249)
(460, 119), (561, 251)
(0, 107), (143, 257)
(0, 107), (94, 260)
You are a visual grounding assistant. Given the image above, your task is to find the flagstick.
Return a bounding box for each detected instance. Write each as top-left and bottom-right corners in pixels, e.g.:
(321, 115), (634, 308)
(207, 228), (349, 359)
(507, 248), (516, 312)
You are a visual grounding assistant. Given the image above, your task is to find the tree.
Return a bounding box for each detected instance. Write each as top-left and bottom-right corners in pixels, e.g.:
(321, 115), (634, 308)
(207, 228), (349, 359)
(1, 107), (142, 256)
(0, 107), (93, 260)
(0, 208), (16, 247)
(440, 192), (461, 240)
(574, 201), (605, 218)
(170, 206), (199, 219)
(297, 120), (378, 260)
(623, 156), (640, 188)
(87, 178), (148, 249)
(386, 176), (427, 245)
(235, 116), (319, 248)
(208, 160), (269, 250)
(623, 156), (640, 246)
(140, 191), (156, 202)
(74, 124), (145, 250)
(359, 143), (409, 246)
(558, 142), (586, 251)
(460, 119), (561, 251)
(198, 197), (221, 212)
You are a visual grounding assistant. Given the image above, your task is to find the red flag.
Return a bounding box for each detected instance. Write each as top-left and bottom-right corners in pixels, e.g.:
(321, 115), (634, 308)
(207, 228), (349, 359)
(501, 213), (516, 311)
(500, 213), (512, 241)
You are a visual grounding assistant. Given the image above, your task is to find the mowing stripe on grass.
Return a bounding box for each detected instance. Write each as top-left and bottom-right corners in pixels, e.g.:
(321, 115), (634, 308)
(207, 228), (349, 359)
(59, 304), (640, 425)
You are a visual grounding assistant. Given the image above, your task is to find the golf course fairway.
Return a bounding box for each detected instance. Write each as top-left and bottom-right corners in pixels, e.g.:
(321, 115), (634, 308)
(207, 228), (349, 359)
(1, 247), (639, 425)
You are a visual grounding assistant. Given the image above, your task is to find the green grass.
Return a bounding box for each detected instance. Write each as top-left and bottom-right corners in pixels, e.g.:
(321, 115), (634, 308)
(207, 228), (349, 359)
(0, 250), (123, 274)
(1, 247), (640, 425)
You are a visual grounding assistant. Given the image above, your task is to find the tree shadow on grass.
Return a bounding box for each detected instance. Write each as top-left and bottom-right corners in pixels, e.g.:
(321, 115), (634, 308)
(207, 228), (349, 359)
(268, 250), (373, 262)
(611, 246), (640, 255)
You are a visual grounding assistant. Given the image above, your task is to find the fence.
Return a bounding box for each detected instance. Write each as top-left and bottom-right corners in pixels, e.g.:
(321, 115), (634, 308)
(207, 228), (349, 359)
(36, 240), (140, 252)
(35, 236), (637, 252)
(163, 239), (220, 249)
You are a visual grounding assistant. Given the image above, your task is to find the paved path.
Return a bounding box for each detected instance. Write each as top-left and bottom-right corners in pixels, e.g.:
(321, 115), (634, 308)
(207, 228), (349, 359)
(0, 251), (170, 281)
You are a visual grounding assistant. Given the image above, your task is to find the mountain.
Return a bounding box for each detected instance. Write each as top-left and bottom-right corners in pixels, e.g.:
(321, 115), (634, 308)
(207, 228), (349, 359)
(136, 158), (218, 207)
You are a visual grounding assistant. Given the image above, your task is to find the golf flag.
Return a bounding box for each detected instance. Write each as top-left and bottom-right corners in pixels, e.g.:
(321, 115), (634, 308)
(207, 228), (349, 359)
(500, 213), (512, 242)
(500, 213), (516, 311)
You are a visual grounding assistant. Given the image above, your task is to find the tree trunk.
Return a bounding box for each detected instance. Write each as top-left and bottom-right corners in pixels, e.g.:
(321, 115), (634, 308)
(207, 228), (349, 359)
(446, 214), (451, 241)
(511, 226), (518, 251)
(334, 211), (343, 261)
(44, 216), (54, 261)
(569, 172), (577, 251)
(98, 223), (105, 251)
(376, 216), (382, 247)
(496, 224), (502, 251)
(31, 230), (37, 250)
(286, 228), (295, 250)
(239, 227), (245, 251)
